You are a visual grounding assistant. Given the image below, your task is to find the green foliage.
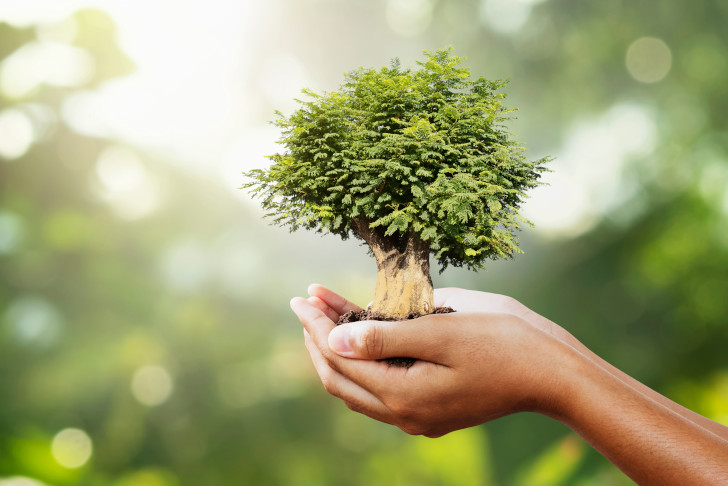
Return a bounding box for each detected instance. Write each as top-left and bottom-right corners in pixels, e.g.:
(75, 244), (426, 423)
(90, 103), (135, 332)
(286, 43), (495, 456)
(244, 48), (549, 270)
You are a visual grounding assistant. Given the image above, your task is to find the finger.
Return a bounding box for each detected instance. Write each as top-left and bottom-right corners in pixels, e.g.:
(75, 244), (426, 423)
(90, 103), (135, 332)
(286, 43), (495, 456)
(433, 287), (458, 308)
(307, 284), (362, 315)
(307, 296), (340, 322)
(433, 287), (484, 313)
(327, 316), (456, 363)
(294, 296), (367, 369)
(294, 297), (416, 399)
(291, 297), (337, 357)
(303, 330), (393, 422)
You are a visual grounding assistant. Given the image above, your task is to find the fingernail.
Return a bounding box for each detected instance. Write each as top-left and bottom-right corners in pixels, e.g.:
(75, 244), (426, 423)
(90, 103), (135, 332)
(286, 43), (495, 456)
(329, 325), (356, 356)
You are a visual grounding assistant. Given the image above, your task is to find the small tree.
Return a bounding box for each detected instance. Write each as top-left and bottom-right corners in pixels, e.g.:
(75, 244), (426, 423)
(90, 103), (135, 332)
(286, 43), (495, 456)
(244, 48), (548, 318)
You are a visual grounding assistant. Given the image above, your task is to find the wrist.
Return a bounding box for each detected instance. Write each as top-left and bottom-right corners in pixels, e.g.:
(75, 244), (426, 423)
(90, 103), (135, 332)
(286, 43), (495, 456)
(530, 338), (596, 422)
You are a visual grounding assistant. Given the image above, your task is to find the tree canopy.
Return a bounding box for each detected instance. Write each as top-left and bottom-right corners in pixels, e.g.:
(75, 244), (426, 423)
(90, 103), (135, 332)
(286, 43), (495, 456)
(245, 48), (548, 271)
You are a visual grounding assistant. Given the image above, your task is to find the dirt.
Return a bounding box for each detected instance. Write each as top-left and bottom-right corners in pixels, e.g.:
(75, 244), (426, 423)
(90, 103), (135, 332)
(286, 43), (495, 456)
(337, 306), (455, 368)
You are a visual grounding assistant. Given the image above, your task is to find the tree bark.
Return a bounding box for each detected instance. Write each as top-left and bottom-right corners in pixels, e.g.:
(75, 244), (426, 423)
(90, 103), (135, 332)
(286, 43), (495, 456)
(353, 219), (434, 317)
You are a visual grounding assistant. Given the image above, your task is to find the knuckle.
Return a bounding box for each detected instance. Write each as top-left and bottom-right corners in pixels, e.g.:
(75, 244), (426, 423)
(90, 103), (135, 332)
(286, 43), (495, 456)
(319, 371), (339, 396)
(360, 325), (385, 358)
(320, 351), (342, 373)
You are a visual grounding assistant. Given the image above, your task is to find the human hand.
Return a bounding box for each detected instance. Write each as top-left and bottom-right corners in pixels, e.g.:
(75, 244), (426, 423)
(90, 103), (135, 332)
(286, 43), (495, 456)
(292, 285), (728, 484)
(290, 285), (579, 437)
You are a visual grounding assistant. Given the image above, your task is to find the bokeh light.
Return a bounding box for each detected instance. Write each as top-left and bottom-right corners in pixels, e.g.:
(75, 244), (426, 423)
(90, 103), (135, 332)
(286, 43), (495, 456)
(0, 41), (94, 98)
(131, 365), (174, 407)
(0, 108), (34, 159)
(386, 0), (435, 38)
(51, 428), (93, 469)
(4, 295), (63, 348)
(479, 0), (545, 35)
(93, 145), (160, 219)
(626, 37), (672, 83)
(0, 478), (48, 486)
(0, 210), (24, 253)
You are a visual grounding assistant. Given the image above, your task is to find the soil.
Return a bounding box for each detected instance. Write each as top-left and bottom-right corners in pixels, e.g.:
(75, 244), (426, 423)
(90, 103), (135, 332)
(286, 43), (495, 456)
(337, 306), (455, 368)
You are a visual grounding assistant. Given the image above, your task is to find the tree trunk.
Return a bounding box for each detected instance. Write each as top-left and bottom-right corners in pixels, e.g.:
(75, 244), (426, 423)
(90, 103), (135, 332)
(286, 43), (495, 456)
(354, 219), (434, 317)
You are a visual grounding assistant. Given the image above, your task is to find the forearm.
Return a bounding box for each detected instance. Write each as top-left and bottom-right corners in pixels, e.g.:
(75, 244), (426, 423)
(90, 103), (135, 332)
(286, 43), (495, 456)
(554, 351), (728, 485)
(529, 311), (728, 440)
(578, 345), (728, 441)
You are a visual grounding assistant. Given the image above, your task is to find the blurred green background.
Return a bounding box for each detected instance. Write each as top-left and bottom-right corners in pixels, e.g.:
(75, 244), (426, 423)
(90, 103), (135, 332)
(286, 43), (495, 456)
(1, 0), (727, 485)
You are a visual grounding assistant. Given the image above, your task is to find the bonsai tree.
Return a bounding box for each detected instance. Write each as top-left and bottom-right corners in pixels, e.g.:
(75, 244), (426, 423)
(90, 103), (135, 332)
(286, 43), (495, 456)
(244, 48), (548, 318)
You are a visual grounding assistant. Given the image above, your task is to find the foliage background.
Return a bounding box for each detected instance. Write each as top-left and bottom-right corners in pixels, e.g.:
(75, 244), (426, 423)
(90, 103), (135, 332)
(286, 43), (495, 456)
(1, 1), (727, 484)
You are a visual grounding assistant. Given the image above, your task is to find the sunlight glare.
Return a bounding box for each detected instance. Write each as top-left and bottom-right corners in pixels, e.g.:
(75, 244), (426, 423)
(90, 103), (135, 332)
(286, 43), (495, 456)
(90, 0), (271, 168)
(8, 0), (274, 172)
(93, 145), (160, 219)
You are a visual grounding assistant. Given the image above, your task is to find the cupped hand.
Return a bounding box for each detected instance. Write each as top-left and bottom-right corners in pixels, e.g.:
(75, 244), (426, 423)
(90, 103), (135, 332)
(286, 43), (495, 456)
(291, 284), (579, 437)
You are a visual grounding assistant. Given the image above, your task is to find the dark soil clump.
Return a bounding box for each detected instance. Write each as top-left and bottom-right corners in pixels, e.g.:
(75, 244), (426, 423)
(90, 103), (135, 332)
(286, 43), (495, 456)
(337, 306), (455, 368)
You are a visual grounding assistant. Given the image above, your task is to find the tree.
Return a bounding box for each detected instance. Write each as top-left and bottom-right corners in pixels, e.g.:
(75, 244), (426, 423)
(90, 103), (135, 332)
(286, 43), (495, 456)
(244, 48), (548, 317)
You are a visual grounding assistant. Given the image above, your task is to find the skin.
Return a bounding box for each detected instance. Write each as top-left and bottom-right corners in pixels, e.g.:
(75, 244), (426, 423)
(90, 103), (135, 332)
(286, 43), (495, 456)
(290, 284), (728, 485)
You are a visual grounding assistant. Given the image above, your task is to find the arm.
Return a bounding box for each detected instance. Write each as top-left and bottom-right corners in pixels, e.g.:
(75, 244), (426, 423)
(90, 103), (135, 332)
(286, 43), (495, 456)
(291, 285), (728, 485)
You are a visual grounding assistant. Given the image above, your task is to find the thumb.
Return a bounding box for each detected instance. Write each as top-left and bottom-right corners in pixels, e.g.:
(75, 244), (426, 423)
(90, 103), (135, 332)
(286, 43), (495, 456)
(328, 319), (449, 362)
